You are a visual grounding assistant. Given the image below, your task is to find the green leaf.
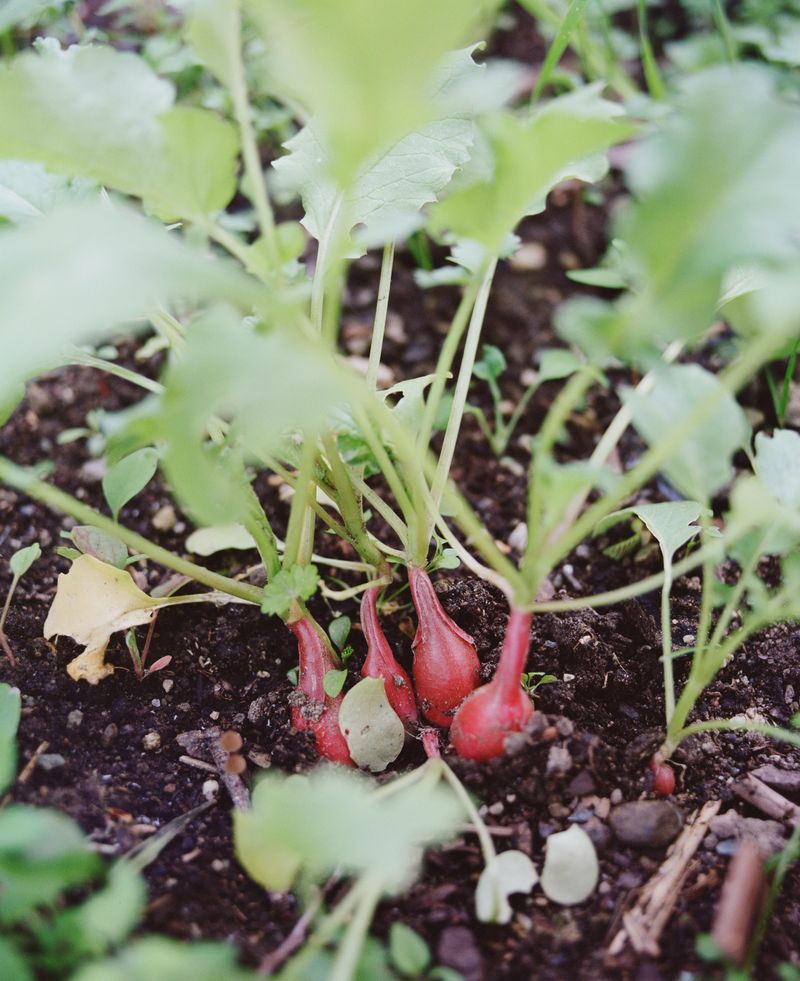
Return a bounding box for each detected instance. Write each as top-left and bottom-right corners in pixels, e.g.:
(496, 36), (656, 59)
(0, 684), (21, 796)
(273, 117), (476, 254)
(260, 566), (320, 618)
(71, 937), (255, 981)
(234, 769), (460, 893)
(616, 501), (703, 564)
(9, 542), (40, 578)
(0, 45), (238, 220)
(328, 615), (351, 650)
(338, 677), (405, 773)
(0, 937), (32, 981)
(473, 345), (506, 382)
(389, 923), (431, 977)
(540, 825), (598, 905)
(753, 429), (800, 510)
(431, 86), (634, 252)
(247, 0), (484, 182)
(0, 161), (92, 225)
(185, 524), (258, 556)
(0, 201), (254, 398)
(0, 805), (102, 924)
(185, 0), (240, 91)
(58, 861), (146, 959)
(323, 668), (347, 699)
(623, 364), (750, 500)
(0, 0), (53, 33)
(537, 348), (583, 383)
(475, 849), (538, 924)
(103, 448), (159, 522)
(71, 526), (129, 569)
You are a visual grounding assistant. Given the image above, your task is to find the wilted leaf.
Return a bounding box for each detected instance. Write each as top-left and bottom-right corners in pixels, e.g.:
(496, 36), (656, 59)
(475, 849), (538, 924)
(539, 825), (599, 905)
(71, 526), (129, 569)
(339, 677), (405, 772)
(185, 524), (258, 556)
(43, 555), (161, 684)
(623, 364), (750, 500)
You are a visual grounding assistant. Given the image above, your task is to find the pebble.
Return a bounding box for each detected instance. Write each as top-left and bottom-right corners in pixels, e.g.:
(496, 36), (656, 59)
(38, 753), (66, 771)
(509, 241), (547, 271)
(508, 522), (528, 553)
(610, 788), (623, 805)
(488, 802), (504, 816)
(247, 696), (270, 725)
(555, 717), (574, 737)
(546, 745), (572, 776)
(66, 709), (83, 729)
(202, 779), (219, 800)
(152, 504), (177, 531)
(609, 800), (684, 849)
(162, 679), (174, 693)
(567, 770), (596, 796)
(437, 926), (483, 981)
(583, 817), (612, 852)
(142, 731), (161, 751)
(102, 723), (119, 746)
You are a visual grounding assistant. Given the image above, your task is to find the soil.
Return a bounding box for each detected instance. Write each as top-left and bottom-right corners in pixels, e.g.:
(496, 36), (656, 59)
(3, 5), (800, 980)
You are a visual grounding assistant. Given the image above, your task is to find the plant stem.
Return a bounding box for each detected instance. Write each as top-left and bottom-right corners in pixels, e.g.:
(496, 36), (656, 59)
(367, 242), (394, 389)
(282, 436), (318, 570)
(416, 277), (482, 454)
(311, 193), (345, 334)
(202, 220), (266, 280)
(671, 718), (800, 751)
(329, 875), (383, 981)
(495, 609), (533, 701)
(348, 470), (408, 546)
(261, 454), (353, 543)
(321, 434), (385, 571)
(149, 307), (187, 352)
(440, 763), (497, 867)
(429, 259), (497, 531)
(660, 559), (676, 724)
(68, 352), (165, 395)
(0, 456), (264, 605)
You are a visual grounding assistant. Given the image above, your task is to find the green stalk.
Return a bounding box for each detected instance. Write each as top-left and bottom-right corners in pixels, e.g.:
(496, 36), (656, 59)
(671, 718), (800, 751)
(440, 763), (497, 867)
(354, 408), (416, 530)
(202, 219), (268, 282)
(348, 470), (409, 545)
(68, 352), (165, 395)
(637, 0), (665, 100)
(533, 0), (591, 99)
(321, 434), (385, 571)
(229, 8), (279, 269)
(367, 242), (395, 389)
(0, 456), (264, 605)
(261, 454), (353, 543)
(311, 193), (346, 334)
(149, 308), (187, 352)
(660, 557), (676, 724)
(282, 436), (318, 570)
(416, 277), (482, 454)
(429, 259), (497, 529)
(329, 875), (383, 981)
(711, 0), (738, 64)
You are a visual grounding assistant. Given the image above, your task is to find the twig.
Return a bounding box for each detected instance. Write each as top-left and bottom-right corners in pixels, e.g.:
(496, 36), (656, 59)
(0, 739), (49, 809)
(710, 840), (767, 966)
(258, 889), (326, 975)
(733, 774), (800, 827)
(607, 799), (721, 958)
(176, 728), (250, 809)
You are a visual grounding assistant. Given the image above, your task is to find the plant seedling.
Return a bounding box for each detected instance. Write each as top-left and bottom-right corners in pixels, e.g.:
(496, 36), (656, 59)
(0, 542), (40, 665)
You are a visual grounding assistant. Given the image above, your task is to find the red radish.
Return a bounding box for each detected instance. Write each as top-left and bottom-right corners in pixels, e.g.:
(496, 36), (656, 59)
(288, 616), (353, 766)
(649, 757), (675, 797)
(360, 587), (418, 728)
(407, 565), (480, 727)
(450, 609), (534, 761)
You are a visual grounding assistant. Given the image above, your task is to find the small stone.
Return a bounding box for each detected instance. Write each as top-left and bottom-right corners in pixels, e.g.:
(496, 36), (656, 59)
(610, 788), (623, 805)
(209, 711), (220, 721)
(38, 753), (66, 771)
(583, 817), (612, 852)
(509, 241), (547, 272)
(211, 859), (229, 872)
(488, 801), (504, 816)
(162, 679), (174, 693)
(703, 834), (719, 851)
(247, 696), (270, 725)
(609, 800), (684, 849)
(102, 723), (118, 746)
(66, 709), (83, 729)
(508, 522), (528, 553)
(437, 926), (483, 981)
(567, 770), (596, 796)
(152, 504), (177, 531)
(202, 779), (219, 800)
(142, 731), (161, 751)
(546, 745), (572, 776)
(555, 717), (574, 737)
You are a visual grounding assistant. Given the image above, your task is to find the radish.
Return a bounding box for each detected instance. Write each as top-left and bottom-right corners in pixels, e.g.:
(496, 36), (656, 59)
(450, 609), (534, 760)
(288, 616), (353, 766)
(360, 586), (418, 728)
(649, 757), (675, 797)
(408, 565), (480, 727)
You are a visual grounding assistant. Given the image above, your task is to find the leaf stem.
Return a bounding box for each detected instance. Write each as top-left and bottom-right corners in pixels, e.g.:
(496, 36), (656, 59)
(367, 242), (395, 389)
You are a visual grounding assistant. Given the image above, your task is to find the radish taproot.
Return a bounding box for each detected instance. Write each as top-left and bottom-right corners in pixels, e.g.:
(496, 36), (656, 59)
(450, 609), (534, 760)
(407, 566), (480, 727)
(288, 616), (353, 766)
(360, 586), (417, 728)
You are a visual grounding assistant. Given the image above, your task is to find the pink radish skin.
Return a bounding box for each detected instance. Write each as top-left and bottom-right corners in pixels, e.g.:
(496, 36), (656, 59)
(649, 758), (675, 797)
(360, 587), (418, 728)
(451, 609), (534, 761)
(288, 617), (353, 766)
(408, 566), (480, 727)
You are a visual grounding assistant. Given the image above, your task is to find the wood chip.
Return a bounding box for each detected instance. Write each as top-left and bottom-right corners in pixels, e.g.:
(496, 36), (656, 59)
(733, 774), (800, 827)
(607, 799), (721, 959)
(710, 839), (767, 966)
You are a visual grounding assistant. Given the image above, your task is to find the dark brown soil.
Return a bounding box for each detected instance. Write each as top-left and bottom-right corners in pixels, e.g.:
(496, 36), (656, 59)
(3, 5), (800, 979)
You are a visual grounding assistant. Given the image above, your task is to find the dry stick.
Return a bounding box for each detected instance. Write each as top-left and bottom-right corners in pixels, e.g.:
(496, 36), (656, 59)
(258, 887), (327, 975)
(0, 739), (49, 810)
(732, 773), (800, 827)
(710, 840), (767, 967)
(176, 728), (250, 810)
(607, 798), (721, 958)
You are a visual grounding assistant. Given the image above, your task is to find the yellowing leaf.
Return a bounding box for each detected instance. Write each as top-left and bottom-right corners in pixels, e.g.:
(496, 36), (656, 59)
(44, 555), (160, 685)
(339, 677), (405, 772)
(539, 825), (599, 905)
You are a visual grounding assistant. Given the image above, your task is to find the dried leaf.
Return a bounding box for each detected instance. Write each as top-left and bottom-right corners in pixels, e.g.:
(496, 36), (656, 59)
(475, 849), (538, 924)
(540, 825), (599, 905)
